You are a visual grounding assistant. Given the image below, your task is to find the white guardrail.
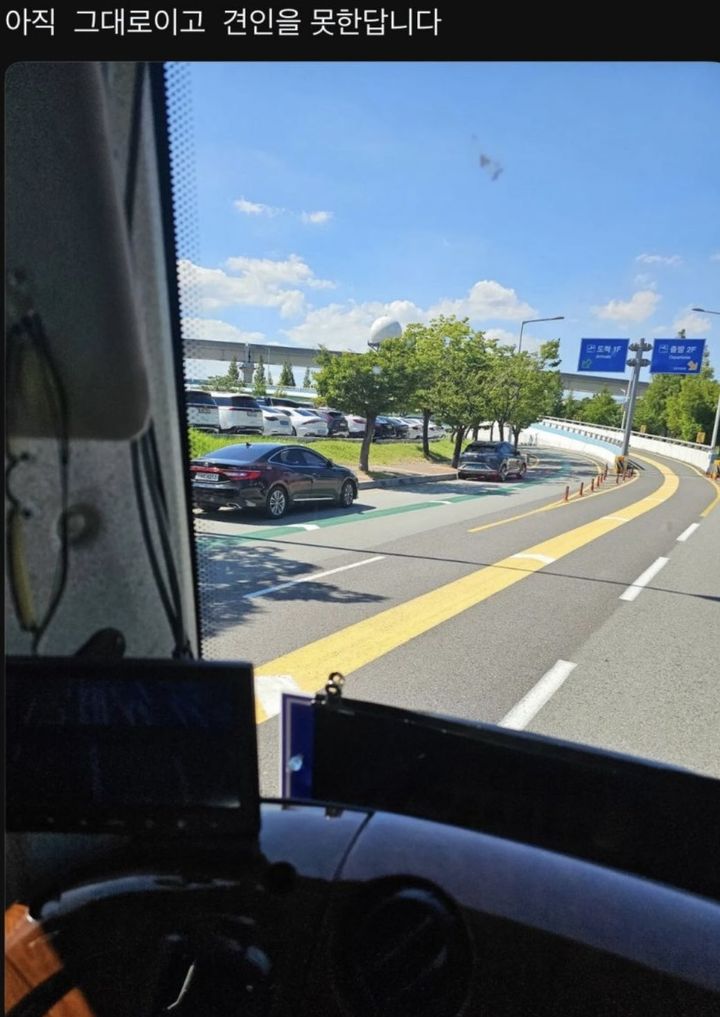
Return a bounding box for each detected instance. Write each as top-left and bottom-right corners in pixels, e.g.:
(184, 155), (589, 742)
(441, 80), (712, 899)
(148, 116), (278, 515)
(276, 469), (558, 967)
(528, 418), (712, 471)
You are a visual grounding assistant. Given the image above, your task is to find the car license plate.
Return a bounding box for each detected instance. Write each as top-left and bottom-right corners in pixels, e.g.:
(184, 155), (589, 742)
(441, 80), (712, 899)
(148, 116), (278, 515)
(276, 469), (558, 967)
(195, 472), (219, 482)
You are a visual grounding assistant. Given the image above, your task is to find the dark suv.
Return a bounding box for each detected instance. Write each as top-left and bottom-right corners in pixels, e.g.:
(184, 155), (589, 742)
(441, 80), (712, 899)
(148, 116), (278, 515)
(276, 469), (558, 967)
(457, 441), (527, 481)
(315, 407), (349, 437)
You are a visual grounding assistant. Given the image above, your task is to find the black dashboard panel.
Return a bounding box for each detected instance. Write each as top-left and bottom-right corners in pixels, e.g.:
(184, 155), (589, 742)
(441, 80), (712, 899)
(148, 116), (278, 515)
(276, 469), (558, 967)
(311, 697), (720, 900)
(9, 805), (720, 1017)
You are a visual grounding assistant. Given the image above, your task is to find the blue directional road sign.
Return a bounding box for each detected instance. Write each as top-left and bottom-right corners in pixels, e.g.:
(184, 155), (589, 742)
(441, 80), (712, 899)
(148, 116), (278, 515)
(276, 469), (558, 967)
(578, 338), (630, 372)
(650, 339), (705, 375)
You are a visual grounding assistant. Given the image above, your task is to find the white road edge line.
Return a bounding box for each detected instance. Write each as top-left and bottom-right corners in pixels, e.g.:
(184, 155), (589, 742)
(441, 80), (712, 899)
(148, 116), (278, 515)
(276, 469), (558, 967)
(677, 523), (700, 542)
(289, 523), (320, 531)
(499, 660), (577, 731)
(254, 674), (302, 719)
(619, 557), (669, 602)
(244, 555), (385, 599)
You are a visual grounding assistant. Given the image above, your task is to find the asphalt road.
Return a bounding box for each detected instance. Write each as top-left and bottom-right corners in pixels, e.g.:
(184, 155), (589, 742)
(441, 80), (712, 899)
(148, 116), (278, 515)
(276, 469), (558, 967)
(193, 447), (719, 794)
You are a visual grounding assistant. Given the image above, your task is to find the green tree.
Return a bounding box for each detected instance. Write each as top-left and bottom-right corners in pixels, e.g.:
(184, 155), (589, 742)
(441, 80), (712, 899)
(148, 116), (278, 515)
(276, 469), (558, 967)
(665, 350), (718, 441)
(505, 341), (564, 448)
(227, 354), (240, 387)
(279, 361), (296, 387)
(314, 338), (418, 472)
(633, 374), (682, 435)
(577, 386), (622, 426)
(403, 315), (484, 458)
(252, 355), (267, 397)
(201, 375), (234, 392)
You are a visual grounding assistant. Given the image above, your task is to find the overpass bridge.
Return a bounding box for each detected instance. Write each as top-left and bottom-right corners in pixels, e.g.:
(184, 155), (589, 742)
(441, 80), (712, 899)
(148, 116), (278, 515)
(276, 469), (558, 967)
(184, 338), (647, 397)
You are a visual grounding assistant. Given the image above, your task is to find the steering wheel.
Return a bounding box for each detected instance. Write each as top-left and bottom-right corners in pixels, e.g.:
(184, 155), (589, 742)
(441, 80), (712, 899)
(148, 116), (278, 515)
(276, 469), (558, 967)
(5, 872), (274, 1017)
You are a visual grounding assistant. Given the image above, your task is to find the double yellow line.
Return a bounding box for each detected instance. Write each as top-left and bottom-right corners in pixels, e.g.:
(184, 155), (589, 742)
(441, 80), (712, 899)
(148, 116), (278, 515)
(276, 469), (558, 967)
(253, 455), (678, 722)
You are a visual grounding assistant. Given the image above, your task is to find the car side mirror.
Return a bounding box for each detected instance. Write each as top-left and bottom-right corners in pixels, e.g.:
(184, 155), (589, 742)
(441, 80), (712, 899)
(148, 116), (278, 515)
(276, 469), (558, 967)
(326, 460), (334, 467)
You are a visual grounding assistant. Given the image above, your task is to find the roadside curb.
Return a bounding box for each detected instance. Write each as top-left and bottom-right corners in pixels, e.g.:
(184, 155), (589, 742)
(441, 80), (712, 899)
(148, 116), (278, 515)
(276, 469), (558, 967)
(358, 471), (457, 490)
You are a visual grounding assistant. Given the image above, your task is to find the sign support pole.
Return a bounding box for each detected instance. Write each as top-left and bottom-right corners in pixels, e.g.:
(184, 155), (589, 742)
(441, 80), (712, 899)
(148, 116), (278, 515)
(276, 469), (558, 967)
(621, 340), (651, 458)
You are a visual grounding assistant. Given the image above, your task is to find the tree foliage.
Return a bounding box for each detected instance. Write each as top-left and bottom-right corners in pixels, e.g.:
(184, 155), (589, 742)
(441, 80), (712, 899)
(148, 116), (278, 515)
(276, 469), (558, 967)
(252, 355), (267, 396)
(279, 361), (296, 387)
(314, 337), (419, 471)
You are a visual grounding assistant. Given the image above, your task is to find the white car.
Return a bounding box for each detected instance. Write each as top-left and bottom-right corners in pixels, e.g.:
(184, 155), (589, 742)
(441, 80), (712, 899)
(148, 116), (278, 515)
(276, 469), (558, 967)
(402, 417), (445, 440)
(276, 407), (329, 437)
(209, 392), (263, 434)
(261, 408), (293, 436)
(344, 414), (367, 436)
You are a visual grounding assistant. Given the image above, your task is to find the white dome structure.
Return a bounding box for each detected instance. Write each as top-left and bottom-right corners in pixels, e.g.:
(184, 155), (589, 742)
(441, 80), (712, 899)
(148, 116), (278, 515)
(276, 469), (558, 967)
(368, 316), (403, 348)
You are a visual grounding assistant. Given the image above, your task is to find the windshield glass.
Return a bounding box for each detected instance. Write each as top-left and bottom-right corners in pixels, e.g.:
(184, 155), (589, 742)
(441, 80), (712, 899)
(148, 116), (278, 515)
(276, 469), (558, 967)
(170, 61), (720, 797)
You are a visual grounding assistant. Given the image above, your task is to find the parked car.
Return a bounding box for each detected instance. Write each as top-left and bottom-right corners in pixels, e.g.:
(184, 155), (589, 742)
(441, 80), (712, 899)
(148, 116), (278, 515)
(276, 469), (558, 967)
(402, 417), (445, 441)
(457, 441), (527, 481)
(209, 392), (263, 434)
(275, 407), (329, 437)
(344, 414), (367, 436)
(185, 389), (220, 432)
(373, 416), (400, 440)
(191, 442), (358, 517)
(384, 416), (410, 438)
(400, 417), (423, 440)
(261, 407), (293, 436)
(315, 407), (349, 437)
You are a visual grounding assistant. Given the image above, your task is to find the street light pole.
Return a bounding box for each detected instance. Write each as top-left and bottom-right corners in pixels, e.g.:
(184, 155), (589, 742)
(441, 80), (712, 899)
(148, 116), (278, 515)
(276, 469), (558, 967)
(691, 308), (720, 471)
(517, 316), (564, 354)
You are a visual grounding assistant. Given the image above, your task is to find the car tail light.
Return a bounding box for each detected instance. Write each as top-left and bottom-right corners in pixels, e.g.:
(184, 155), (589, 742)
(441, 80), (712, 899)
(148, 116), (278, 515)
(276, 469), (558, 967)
(222, 469), (263, 480)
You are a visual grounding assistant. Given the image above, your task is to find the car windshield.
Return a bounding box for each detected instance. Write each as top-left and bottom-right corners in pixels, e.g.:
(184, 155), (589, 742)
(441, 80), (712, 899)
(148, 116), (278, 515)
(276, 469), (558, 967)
(186, 390), (216, 405)
(165, 61), (720, 800)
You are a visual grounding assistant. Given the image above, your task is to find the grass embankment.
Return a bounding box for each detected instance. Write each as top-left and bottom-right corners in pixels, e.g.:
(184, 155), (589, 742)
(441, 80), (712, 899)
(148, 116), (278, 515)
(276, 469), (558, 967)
(188, 429), (455, 472)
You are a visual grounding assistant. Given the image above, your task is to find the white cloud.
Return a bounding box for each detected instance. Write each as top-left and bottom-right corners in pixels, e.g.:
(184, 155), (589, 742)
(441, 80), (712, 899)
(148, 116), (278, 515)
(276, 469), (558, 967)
(301, 210), (333, 225)
(635, 253), (682, 266)
(181, 317), (264, 342)
(234, 197), (281, 216)
(633, 273), (657, 289)
(711, 252), (720, 262)
(428, 280), (537, 321)
(672, 309), (712, 335)
(233, 198), (334, 225)
(178, 254), (334, 318)
(283, 299), (426, 350)
(282, 279), (539, 351)
(484, 327), (516, 347)
(592, 290), (660, 323)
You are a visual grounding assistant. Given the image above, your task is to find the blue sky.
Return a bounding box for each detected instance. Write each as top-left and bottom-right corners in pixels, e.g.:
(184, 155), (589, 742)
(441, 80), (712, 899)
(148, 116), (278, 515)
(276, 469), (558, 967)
(175, 61), (720, 383)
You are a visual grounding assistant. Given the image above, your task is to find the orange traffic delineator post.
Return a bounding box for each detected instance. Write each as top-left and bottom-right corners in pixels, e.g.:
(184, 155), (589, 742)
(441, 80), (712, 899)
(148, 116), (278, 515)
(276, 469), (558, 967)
(590, 478), (595, 492)
(579, 482), (584, 497)
(564, 485), (569, 502)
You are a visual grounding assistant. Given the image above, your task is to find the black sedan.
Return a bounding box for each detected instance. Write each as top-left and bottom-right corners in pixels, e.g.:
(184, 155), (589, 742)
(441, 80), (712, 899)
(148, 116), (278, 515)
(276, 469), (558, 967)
(191, 442), (358, 518)
(457, 441), (527, 481)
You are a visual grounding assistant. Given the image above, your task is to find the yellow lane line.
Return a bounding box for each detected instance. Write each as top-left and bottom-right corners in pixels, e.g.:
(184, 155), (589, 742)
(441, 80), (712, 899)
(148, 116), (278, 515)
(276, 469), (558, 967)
(468, 468), (638, 535)
(701, 482), (720, 517)
(254, 456), (678, 723)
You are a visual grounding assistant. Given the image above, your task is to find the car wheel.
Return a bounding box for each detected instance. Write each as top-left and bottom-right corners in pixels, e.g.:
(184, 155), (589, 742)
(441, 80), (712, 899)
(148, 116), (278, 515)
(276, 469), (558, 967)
(337, 479), (355, 507)
(498, 463), (508, 482)
(265, 485), (289, 519)
(458, 472), (466, 480)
